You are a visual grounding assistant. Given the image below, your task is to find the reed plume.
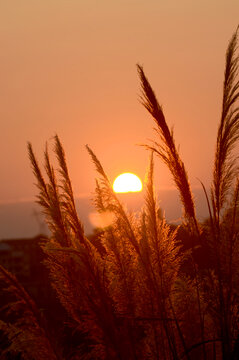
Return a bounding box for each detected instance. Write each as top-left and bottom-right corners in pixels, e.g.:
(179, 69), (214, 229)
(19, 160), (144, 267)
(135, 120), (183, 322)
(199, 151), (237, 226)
(212, 27), (239, 224)
(137, 64), (199, 235)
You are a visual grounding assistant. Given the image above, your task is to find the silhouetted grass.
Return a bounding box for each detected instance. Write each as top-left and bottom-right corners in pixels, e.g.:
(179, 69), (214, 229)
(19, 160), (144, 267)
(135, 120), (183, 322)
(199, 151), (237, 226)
(0, 27), (238, 360)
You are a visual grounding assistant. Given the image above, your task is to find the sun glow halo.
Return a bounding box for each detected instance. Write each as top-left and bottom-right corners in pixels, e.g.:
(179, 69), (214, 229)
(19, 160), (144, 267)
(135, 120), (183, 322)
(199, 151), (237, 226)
(113, 173), (143, 193)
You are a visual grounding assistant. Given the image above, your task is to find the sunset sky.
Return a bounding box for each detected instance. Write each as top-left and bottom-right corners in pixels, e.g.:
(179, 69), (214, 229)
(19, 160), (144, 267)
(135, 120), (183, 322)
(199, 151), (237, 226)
(0, 0), (239, 207)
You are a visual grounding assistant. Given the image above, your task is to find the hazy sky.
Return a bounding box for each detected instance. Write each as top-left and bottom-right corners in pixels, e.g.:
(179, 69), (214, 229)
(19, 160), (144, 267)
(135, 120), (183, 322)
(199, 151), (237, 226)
(0, 0), (239, 205)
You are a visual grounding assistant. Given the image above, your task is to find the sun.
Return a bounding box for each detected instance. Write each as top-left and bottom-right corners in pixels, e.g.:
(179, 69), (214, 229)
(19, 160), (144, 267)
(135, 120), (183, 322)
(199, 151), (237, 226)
(113, 173), (143, 193)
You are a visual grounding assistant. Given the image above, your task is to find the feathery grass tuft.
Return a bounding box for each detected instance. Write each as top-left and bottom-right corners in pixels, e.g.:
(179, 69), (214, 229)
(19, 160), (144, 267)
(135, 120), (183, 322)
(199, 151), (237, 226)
(212, 28), (239, 223)
(137, 64), (199, 235)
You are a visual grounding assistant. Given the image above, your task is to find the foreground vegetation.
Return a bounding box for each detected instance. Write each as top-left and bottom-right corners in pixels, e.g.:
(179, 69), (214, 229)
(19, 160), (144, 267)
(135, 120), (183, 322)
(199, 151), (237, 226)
(0, 29), (239, 359)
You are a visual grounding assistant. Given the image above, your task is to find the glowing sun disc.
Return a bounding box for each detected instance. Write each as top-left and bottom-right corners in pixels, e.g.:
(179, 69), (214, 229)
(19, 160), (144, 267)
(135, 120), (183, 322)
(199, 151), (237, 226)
(113, 173), (143, 193)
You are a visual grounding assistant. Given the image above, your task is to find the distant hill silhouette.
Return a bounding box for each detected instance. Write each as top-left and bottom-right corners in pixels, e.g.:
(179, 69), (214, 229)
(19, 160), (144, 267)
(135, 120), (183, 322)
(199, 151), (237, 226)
(0, 188), (209, 239)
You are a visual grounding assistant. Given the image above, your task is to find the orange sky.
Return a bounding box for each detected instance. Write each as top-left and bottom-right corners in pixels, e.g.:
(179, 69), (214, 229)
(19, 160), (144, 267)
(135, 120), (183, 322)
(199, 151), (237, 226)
(0, 0), (239, 204)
